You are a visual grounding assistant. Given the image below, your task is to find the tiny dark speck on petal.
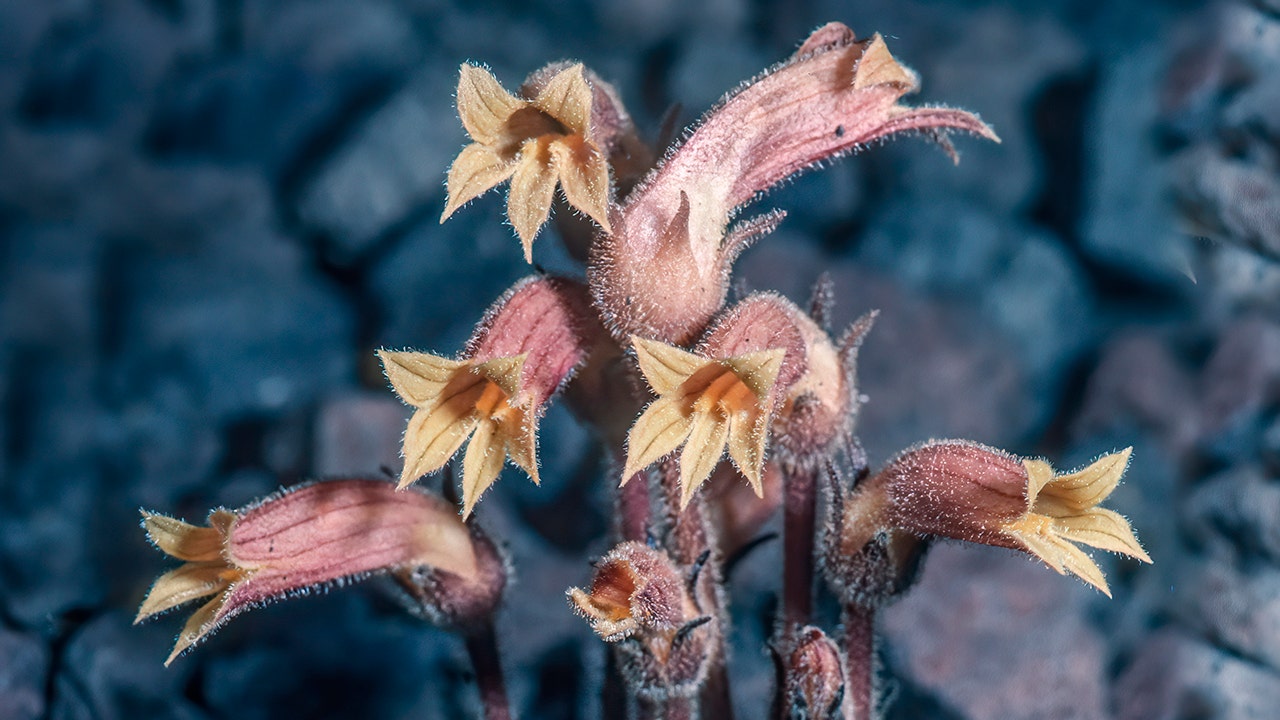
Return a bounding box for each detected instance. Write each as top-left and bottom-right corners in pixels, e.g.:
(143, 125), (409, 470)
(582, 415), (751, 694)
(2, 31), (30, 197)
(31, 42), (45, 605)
(835, 125), (845, 137)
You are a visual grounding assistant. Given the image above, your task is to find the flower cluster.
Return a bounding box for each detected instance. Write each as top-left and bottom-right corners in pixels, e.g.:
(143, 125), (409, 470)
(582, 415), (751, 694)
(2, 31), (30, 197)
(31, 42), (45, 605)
(135, 20), (1148, 720)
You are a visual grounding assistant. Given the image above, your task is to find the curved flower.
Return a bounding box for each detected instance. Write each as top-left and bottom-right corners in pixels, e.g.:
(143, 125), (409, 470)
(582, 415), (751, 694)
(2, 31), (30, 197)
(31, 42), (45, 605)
(135, 480), (491, 664)
(841, 441), (1151, 596)
(441, 62), (612, 261)
(380, 277), (593, 517)
(592, 23), (999, 344)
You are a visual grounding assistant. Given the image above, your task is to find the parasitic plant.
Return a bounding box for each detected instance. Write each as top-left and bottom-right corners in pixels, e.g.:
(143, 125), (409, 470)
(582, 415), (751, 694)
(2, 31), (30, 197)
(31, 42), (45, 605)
(136, 21), (1149, 719)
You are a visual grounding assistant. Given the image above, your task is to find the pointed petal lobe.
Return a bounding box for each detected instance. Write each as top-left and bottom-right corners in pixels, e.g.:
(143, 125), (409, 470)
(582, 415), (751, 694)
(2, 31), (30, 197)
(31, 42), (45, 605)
(442, 144), (518, 222)
(380, 350), (471, 408)
(137, 563), (234, 621)
(679, 413), (730, 509)
(632, 337), (708, 396)
(457, 64), (523, 145)
(461, 418), (507, 518)
(550, 135), (612, 232)
(623, 396), (694, 481)
(142, 512), (226, 562)
(533, 63), (592, 135)
(507, 141), (559, 260)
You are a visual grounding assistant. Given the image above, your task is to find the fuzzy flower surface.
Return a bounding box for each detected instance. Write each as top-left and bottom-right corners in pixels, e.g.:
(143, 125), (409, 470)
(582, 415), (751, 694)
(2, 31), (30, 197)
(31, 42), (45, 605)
(381, 277), (591, 517)
(622, 337), (785, 509)
(441, 62), (611, 260)
(135, 480), (477, 664)
(850, 441), (1150, 596)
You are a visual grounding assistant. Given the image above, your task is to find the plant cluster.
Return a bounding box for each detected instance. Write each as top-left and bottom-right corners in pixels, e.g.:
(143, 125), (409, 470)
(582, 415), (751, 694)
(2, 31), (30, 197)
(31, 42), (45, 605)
(135, 21), (1149, 719)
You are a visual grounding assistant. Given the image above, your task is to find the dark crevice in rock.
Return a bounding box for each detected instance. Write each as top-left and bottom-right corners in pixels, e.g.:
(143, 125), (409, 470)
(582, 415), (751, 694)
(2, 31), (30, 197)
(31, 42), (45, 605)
(1030, 65), (1097, 246)
(274, 75), (404, 210)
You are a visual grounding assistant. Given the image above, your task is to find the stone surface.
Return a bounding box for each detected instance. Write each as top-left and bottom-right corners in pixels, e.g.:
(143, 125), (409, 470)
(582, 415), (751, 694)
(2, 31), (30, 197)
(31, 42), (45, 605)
(0, 625), (48, 720)
(1184, 467), (1280, 564)
(312, 391), (409, 478)
(1115, 630), (1280, 720)
(883, 543), (1109, 720)
(295, 66), (462, 257)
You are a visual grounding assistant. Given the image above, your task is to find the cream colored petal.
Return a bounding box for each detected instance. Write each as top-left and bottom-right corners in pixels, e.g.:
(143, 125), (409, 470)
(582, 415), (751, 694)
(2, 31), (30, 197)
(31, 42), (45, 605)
(475, 354), (527, 403)
(852, 33), (917, 91)
(461, 418), (507, 518)
(725, 408), (768, 497)
(141, 512), (225, 562)
(631, 337), (709, 396)
(1055, 508), (1151, 563)
(723, 348), (786, 401)
(457, 63), (524, 145)
(136, 562), (233, 622)
(550, 135), (611, 232)
(507, 143), (558, 261)
(1022, 459), (1055, 509)
(502, 408), (540, 485)
(622, 396), (694, 481)
(1054, 538), (1111, 597)
(1007, 527), (1065, 575)
(1041, 448), (1132, 511)
(532, 63), (592, 136)
(679, 413), (730, 509)
(1009, 527), (1111, 597)
(441, 144), (518, 222)
(400, 387), (484, 488)
(379, 350), (471, 409)
(165, 593), (225, 666)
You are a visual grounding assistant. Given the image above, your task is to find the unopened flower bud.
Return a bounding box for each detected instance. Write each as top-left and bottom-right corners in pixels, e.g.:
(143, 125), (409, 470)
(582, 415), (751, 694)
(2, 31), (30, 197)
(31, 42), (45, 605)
(380, 276), (596, 516)
(785, 626), (848, 720)
(773, 309), (878, 472)
(136, 479), (496, 664)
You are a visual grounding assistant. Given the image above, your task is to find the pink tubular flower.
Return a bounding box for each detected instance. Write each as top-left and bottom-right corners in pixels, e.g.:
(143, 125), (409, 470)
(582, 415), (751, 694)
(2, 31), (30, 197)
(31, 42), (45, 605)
(591, 23), (998, 345)
(839, 441), (1151, 596)
(135, 479), (503, 664)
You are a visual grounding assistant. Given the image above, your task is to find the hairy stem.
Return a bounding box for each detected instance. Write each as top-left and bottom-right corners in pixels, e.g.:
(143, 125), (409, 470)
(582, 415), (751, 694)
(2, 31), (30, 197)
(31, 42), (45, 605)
(638, 696), (695, 720)
(783, 465), (818, 629)
(464, 621), (512, 720)
(618, 469), (651, 543)
(842, 604), (877, 720)
(702, 654), (735, 720)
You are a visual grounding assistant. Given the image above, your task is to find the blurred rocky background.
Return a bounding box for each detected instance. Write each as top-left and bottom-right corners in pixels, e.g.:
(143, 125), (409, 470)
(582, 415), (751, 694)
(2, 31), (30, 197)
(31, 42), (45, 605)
(2, 0), (1278, 718)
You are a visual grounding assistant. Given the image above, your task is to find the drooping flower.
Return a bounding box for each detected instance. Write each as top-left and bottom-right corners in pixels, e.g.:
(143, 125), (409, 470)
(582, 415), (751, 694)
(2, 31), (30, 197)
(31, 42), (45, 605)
(837, 441), (1150, 596)
(380, 277), (593, 517)
(591, 23), (999, 344)
(621, 295), (808, 508)
(135, 480), (500, 664)
(441, 62), (612, 261)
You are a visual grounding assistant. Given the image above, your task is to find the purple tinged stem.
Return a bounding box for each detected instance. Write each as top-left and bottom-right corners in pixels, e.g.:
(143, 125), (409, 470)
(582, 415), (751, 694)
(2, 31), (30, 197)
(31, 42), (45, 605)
(842, 604), (876, 720)
(783, 465), (819, 630)
(464, 620), (512, 720)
